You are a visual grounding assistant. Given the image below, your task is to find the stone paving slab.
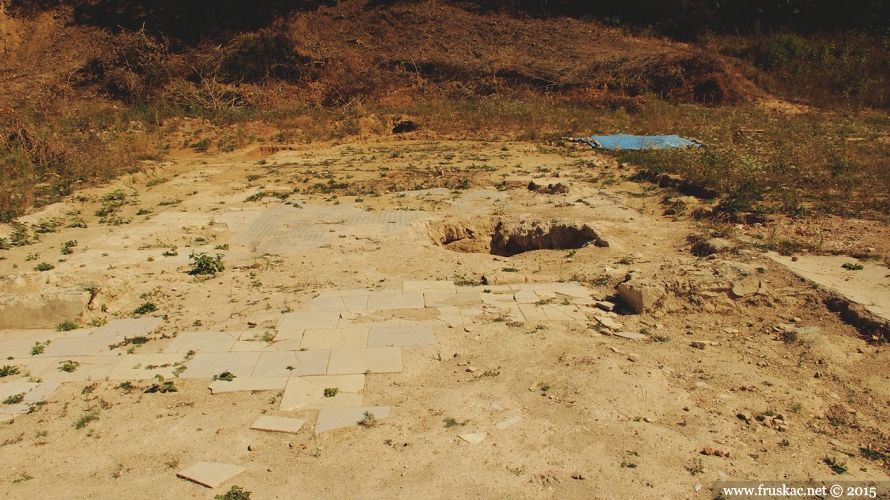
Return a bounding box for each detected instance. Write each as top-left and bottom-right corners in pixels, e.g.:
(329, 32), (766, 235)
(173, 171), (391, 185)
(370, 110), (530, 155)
(209, 377), (288, 394)
(178, 352), (261, 379)
(513, 289), (539, 304)
(327, 347), (402, 374)
(0, 380), (40, 400)
(315, 406), (390, 434)
(541, 305), (575, 321)
(268, 338), (303, 351)
(366, 293), (425, 311)
(518, 304), (549, 321)
(229, 340), (277, 352)
(550, 304), (589, 321)
(93, 317), (164, 336)
(403, 280), (456, 294)
(0, 403), (30, 415)
(279, 377), (324, 410)
(342, 295), (369, 312)
(36, 356), (119, 382)
(177, 462), (245, 489)
(250, 415), (306, 434)
(39, 335), (116, 357)
(302, 374), (365, 393)
(251, 351), (330, 378)
(163, 332), (239, 354)
(278, 311), (340, 332)
(300, 326), (369, 350)
(367, 325), (434, 348)
(106, 353), (186, 380)
(301, 392), (363, 409)
(0, 414), (12, 423)
(308, 296), (346, 312)
(23, 381), (61, 403)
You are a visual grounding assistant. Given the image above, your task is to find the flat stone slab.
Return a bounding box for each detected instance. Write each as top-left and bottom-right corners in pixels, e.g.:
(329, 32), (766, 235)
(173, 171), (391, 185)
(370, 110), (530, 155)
(251, 351), (330, 377)
(278, 312), (340, 332)
(93, 317), (164, 336)
(23, 381), (61, 403)
(327, 347), (402, 374)
(163, 331), (238, 354)
(513, 289), (539, 304)
(301, 392), (363, 409)
(613, 331), (646, 340)
(178, 352), (261, 379)
(0, 380), (40, 401)
(39, 335), (115, 357)
(315, 406), (390, 434)
(308, 296), (347, 312)
(496, 416), (521, 430)
(209, 377), (288, 394)
(342, 295), (369, 312)
(36, 356), (119, 382)
(278, 374), (364, 410)
(303, 374), (365, 393)
(279, 377), (324, 410)
(596, 316), (623, 330)
(250, 415), (306, 434)
(366, 293), (425, 311)
(300, 326), (369, 350)
(229, 340), (276, 352)
(403, 280), (456, 294)
(177, 462), (246, 489)
(517, 304), (548, 321)
(459, 432), (487, 444)
(367, 324), (434, 347)
(106, 353), (185, 380)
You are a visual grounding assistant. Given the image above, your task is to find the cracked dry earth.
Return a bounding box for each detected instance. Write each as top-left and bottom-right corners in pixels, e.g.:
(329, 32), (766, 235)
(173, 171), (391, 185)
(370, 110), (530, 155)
(1, 139), (890, 499)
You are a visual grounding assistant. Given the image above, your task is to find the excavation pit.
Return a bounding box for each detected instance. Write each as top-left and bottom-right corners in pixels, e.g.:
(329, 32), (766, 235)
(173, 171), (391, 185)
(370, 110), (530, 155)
(429, 216), (607, 256)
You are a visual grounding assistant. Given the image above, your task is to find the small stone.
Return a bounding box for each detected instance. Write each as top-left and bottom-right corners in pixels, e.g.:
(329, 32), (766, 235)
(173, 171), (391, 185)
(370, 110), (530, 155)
(466, 366), (478, 373)
(737, 412), (751, 422)
(248, 444), (260, 451)
(627, 353), (640, 363)
(694, 483), (703, 492)
(594, 301), (615, 312)
(459, 432), (487, 444)
(464, 327), (473, 333)
(691, 341), (707, 349)
(496, 416), (521, 430)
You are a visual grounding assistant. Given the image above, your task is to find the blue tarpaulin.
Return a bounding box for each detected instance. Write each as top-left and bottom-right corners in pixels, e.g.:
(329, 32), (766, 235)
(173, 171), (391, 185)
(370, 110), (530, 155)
(571, 134), (704, 150)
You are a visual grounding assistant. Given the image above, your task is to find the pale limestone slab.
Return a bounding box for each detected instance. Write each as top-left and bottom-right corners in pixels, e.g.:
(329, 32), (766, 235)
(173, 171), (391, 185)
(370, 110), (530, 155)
(343, 295), (369, 312)
(460, 285), (512, 293)
(453, 291), (483, 305)
(423, 292), (454, 308)
(534, 290), (557, 301)
(366, 293), (424, 311)
(318, 290), (349, 297)
(308, 296), (346, 312)
(229, 340), (276, 352)
(367, 325), (434, 348)
(542, 305), (575, 321)
(438, 314), (464, 328)
(23, 381), (61, 402)
(40, 335), (116, 357)
(518, 304), (548, 321)
(209, 377), (287, 394)
(327, 347), (402, 374)
(303, 374), (365, 392)
(513, 289), (539, 304)
(178, 352), (261, 379)
(301, 392), (363, 409)
(315, 406), (390, 434)
(496, 416), (521, 430)
(163, 331), (238, 354)
(251, 350), (330, 378)
(0, 403), (30, 414)
(36, 356), (119, 383)
(347, 289), (375, 296)
(278, 311), (340, 332)
(106, 353), (185, 380)
(613, 331), (646, 340)
(0, 337), (52, 359)
(279, 377), (323, 410)
(551, 304), (589, 321)
(250, 415), (306, 434)
(403, 280), (456, 294)
(553, 285), (594, 299)
(481, 293), (515, 305)
(300, 327), (369, 350)
(268, 338), (303, 351)
(0, 380), (39, 400)
(459, 432), (487, 444)
(437, 306), (460, 316)
(0, 414), (12, 423)
(177, 462), (245, 489)
(273, 328), (304, 342)
(93, 317), (164, 336)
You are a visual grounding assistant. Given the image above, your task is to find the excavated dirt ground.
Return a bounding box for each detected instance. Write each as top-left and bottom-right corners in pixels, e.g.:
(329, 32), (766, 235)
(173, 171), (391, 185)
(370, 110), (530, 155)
(1, 138), (890, 499)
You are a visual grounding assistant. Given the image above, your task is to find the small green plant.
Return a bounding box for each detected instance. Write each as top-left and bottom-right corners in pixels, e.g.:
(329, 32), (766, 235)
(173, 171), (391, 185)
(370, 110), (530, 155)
(779, 439), (790, 447)
(162, 248), (178, 257)
(0, 365), (19, 377)
(189, 252), (224, 276)
(213, 371), (236, 382)
(502, 267), (519, 272)
(215, 485), (252, 500)
(323, 387), (339, 398)
(453, 274), (481, 287)
(358, 411), (377, 427)
(133, 302), (157, 315)
(60, 240), (77, 255)
(214, 244), (229, 250)
(74, 411), (99, 429)
(687, 457), (704, 475)
(620, 461), (638, 468)
(33, 262), (54, 272)
(146, 374), (178, 393)
(824, 456), (848, 474)
(540, 383), (551, 392)
(116, 381), (136, 393)
(842, 262), (864, 271)
(58, 360), (80, 373)
(30, 341), (49, 356)
(2, 393), (25, 405)
(56, 320), (78, 332)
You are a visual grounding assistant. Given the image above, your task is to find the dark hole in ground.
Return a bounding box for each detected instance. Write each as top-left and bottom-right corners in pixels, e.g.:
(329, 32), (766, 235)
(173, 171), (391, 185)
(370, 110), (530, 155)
(392, 120), (418, 134)
(431, 216), (607, 256)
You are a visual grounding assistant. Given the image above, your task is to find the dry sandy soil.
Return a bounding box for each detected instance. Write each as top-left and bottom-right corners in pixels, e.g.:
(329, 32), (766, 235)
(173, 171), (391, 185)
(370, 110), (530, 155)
(1, 137), (889, 499)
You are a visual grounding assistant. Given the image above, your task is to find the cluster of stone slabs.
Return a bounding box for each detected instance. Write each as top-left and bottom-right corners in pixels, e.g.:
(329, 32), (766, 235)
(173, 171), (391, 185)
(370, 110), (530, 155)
(1, 280), (599, 488)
